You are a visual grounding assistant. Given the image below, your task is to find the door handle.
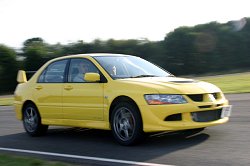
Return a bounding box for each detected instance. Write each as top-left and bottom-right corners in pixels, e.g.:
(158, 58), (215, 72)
(35, 85), (43, 90)
(64, 86), (73, 90)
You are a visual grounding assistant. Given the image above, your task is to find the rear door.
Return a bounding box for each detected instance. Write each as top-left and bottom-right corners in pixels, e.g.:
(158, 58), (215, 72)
(34, 59), (68, 119)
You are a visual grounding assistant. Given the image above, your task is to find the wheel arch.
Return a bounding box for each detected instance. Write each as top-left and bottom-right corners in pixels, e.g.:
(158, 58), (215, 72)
(109, 95), (142, 123)
(21, 100), (40, 120)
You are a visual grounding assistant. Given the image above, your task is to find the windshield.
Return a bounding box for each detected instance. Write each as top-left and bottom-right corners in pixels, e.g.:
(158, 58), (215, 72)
(94, 56), (171, 79)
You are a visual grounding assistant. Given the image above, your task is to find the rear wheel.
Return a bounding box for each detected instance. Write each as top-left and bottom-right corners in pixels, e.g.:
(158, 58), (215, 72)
(23, 104), (48, 136)
(111, 102), (144, 145)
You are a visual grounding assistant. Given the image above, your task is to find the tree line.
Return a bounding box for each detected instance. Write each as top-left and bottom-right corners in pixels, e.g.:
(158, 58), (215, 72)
(1, 18), (250, 93)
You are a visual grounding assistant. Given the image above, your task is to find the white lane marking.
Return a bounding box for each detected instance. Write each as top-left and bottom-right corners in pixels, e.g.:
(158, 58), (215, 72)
(0, 147), (174, 166)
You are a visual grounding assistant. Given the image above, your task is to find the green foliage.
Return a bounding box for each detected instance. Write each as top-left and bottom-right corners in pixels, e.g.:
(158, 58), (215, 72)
(22, 38), (49, 71)
(162, 19), (250, 75)
(0, 45), (18, 93)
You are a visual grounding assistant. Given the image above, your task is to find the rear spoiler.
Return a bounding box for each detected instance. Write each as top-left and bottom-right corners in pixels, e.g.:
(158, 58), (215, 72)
(17, 70), (37, 83)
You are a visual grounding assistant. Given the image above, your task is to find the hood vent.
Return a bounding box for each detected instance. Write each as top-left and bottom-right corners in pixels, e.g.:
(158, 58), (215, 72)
(169, 80), (196, 83)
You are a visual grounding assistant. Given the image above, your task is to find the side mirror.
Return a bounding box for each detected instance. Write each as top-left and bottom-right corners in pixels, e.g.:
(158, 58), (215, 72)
(84, 73), (100, 82)
(17, 70), (27, 83)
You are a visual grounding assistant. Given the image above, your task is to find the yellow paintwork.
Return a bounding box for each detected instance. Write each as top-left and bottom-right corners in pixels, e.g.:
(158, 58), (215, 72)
(14, 53), (230, 132)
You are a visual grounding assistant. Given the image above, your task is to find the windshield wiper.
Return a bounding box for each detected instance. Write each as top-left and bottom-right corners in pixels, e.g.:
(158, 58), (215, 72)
(131, 75), (158, 78)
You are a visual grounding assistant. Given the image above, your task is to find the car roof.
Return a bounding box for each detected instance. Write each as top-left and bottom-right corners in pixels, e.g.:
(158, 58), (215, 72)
(51, 53), (132, 61)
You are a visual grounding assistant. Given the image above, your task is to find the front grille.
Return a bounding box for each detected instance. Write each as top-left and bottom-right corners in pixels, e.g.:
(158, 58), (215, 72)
(187, 94), (203, 102)
(191, 109), (222, 122)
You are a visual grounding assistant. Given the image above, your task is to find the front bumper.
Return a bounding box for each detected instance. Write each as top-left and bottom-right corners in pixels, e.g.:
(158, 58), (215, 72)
(140, 93), (230, 132)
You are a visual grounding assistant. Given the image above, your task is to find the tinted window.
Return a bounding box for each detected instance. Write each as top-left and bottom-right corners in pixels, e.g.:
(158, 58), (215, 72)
(38, 60), (68, 83)
(68, 58), (99, 83)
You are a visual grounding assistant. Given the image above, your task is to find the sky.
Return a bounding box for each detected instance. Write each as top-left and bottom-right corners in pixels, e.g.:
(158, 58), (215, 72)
(0, 0), (250, 48)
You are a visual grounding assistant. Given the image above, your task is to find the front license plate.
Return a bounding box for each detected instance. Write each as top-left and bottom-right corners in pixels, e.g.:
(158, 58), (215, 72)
(221, 105), (232, 118)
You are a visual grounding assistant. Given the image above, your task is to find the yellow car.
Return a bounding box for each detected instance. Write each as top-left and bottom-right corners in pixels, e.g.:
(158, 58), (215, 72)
(14, 53), (232, 145)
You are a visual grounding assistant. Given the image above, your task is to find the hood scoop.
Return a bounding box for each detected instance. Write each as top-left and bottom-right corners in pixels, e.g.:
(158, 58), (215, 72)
(168, 80), (197, 83)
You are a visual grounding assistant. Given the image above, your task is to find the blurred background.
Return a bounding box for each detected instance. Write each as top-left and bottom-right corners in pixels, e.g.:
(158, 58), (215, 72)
(1, 0), (250, 94)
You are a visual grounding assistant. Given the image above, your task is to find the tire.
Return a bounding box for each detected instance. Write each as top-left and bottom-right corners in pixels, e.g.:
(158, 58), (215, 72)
(23, 103), (48, 136)
(111, 102), (144, 145)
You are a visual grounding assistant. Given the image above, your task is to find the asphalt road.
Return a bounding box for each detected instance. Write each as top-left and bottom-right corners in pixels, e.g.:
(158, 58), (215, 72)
(0, 94), (249, 166)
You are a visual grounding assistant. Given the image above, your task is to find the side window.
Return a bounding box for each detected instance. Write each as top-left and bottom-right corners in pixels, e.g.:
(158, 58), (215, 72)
(68, 58), (99, 83)
(38, 60), (67, 83)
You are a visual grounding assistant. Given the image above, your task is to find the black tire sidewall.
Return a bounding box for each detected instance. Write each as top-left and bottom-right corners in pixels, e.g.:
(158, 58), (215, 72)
(23, 103), (47, 136)
(111, 102), (143, 145)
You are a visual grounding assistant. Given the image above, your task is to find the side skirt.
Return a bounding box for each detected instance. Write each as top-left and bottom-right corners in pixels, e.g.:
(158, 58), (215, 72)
(42, 119), (110, 130)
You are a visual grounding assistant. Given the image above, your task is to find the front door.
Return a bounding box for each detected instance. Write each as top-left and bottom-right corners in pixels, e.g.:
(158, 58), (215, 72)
(62, 58), (104, 120)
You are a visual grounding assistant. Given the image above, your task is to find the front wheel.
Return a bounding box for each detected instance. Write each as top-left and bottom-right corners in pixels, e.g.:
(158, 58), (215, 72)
(23, 104), (48, 136)
(111, 102), (144, 146)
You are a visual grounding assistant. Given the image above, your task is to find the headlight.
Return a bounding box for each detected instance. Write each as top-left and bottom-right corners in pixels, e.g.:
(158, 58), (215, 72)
(144, 94), (187, 105)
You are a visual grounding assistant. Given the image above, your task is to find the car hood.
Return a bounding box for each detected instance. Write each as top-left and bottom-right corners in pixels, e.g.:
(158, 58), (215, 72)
(119, 77), (221, 94)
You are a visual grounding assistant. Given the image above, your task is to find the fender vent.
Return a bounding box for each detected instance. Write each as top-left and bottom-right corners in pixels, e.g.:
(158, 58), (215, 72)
(165, 113), (182, 121)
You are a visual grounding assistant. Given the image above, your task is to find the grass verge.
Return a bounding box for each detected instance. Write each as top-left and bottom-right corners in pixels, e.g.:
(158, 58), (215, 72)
(0, 97), (13, 106)
(197, 72), (250, 93)
(0, 154), (72, 166)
